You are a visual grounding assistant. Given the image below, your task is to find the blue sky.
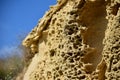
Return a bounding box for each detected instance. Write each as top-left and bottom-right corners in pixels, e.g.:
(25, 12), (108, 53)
(0, 0), (56, 58)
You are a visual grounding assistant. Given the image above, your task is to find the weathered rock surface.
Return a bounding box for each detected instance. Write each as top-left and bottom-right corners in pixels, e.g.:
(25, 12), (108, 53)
(22, 0), (120, 80)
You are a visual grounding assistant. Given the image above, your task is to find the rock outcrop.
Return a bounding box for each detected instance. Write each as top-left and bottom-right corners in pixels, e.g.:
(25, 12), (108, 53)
(22, 0), (120, 80)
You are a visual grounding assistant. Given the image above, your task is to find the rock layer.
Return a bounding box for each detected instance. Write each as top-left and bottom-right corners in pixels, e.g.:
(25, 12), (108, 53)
(22, 0), (120, 80)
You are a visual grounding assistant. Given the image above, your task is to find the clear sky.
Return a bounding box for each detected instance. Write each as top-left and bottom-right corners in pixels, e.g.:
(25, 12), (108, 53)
(0, 0), (56, 58)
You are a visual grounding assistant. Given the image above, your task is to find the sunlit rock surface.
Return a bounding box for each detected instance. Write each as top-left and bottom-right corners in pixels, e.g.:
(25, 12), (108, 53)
(22, 0), (120, 80)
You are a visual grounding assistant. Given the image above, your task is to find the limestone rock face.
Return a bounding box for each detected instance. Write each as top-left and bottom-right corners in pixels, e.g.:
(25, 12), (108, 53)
(22, 0), (120, 80)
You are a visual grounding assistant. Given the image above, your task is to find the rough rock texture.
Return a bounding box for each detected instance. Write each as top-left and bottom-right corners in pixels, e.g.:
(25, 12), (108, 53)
(22, 0), (120, 80)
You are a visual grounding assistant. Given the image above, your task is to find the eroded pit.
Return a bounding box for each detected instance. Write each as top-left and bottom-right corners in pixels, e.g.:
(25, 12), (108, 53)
(79, 0), (107, 75)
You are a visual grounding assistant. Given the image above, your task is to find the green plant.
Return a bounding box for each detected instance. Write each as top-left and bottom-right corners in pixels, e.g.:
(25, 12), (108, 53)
(0, 48), (25, 80)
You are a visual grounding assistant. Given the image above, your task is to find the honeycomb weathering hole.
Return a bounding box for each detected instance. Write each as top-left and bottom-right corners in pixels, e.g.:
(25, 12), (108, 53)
(111, 3), (120, 15)
(80, 0), (107, 76)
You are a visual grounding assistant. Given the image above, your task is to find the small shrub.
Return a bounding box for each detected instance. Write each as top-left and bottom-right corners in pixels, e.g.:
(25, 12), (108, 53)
(0, 46), (25, 80)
